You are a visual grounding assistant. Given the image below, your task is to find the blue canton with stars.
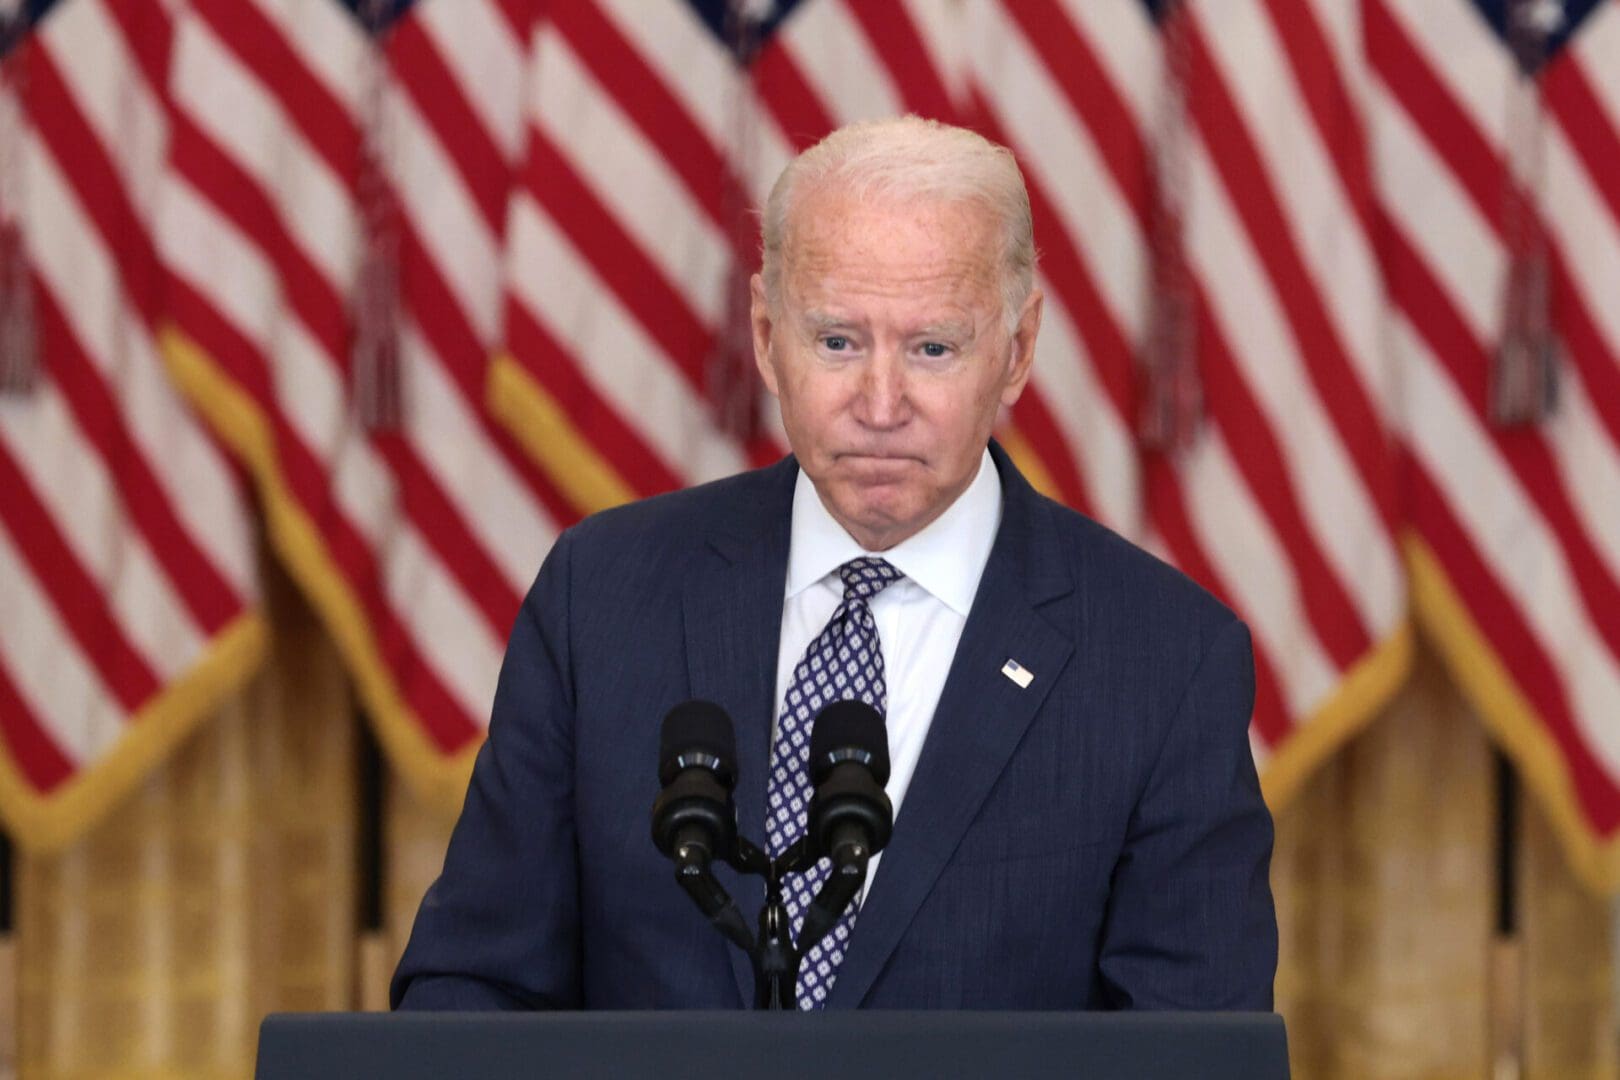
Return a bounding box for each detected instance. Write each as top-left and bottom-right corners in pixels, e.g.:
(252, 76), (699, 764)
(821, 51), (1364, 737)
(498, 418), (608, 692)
(683, 0), (805, 61)
(765, 556), (900, 1009)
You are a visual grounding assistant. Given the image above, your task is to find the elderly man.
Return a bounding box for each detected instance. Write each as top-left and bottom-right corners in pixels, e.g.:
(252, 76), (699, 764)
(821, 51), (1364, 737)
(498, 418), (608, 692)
(392, 117), (1276, 1011)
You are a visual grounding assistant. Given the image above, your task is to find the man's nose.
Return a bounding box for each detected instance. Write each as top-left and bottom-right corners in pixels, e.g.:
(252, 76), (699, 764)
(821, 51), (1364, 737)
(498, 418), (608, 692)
(855, 350), (908, 429)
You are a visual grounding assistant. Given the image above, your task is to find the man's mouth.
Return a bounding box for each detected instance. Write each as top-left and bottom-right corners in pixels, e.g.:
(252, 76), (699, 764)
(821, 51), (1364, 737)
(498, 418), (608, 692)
(837, 451), (921, 463)
(836, 455), (921, 483)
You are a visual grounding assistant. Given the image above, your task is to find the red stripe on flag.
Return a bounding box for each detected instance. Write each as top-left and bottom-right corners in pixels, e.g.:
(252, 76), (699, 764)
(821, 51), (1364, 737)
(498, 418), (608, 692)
(1382, 225), (1620, 671)
(1196, 294), (1376, 668)
(164, 280), (372, 588)
(1186, 20), (1400, 537)
(371, 435), (521, 641)
(1260, 0), (1378, 237)
(0, 662), (76, 794)
(190, 0), (360, 185)
(24, 48), (165, 327)
(389, 17), (511, 234)
(35, 286), (243, 633)
(1546, 255), (1620, 453)
(1364, 1), (1502, 217)
(971, 99), (1137, 422)
(168, 113), (350, 358)
(503, 301), (686, 496)
(98, 0), (173, 108)
(1002, 0), (1152, 225)
(844, 2), (958, 120)
(0, 445), (161, 711)
(1545, 55), (1620, 235)
(1008, 391), (1093, 515)
(1407, 457), (1620, 832)
(1145, 459), (1292, 745)
(163, 275), (278, 407)
(163, 290), (485, 752)
(753, 37), (837, 151)
(521, 128), (716, 390)
(493, 0), (534, 40)
(551, 0), (745, 251)
(1366, 0), (1620, 465)
(390, 225), (580, 528)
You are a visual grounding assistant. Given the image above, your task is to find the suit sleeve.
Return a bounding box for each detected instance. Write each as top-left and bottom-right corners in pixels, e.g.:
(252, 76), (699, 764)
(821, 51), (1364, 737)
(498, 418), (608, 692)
(1096, 617), (1278, 1010)
(390, 528), (582, 1010)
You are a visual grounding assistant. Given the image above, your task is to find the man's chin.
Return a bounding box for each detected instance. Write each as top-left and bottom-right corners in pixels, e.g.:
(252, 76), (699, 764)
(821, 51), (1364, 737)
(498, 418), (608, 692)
(824, 490), (928, 550)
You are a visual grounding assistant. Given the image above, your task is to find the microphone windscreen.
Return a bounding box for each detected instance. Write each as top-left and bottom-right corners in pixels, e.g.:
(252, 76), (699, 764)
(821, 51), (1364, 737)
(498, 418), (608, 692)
(659, 700), (737, 783)
(809, 700), (891, 786)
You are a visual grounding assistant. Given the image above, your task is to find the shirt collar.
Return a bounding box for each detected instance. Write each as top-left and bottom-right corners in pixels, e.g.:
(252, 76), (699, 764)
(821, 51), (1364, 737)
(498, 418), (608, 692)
(785, 449), (1002, 617)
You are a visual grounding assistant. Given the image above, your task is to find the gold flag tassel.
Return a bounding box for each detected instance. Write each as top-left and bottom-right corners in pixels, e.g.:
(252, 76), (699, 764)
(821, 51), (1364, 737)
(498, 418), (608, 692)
(350, 0), (403, 432)
(1491, 0), (1562, 428)
(0, 10), (38, 397)
(703, 0), (769, 448)
(1137, 0), (1201, 455)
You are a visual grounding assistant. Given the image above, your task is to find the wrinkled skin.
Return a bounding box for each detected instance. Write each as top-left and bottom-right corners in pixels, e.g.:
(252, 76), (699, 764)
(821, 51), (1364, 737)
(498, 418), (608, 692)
(751, 185), (1042, 551)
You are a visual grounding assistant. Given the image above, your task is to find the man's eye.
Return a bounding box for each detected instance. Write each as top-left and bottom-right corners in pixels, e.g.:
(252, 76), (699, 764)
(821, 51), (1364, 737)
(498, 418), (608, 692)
(822, 335), (850, 351)
(921, 342), (950, 358)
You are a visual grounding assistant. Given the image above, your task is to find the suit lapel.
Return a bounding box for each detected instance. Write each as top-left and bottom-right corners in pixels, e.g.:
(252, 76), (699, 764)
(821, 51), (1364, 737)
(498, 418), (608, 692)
(828, 445), (1076, 1008)
(683, 457), (796, 1006)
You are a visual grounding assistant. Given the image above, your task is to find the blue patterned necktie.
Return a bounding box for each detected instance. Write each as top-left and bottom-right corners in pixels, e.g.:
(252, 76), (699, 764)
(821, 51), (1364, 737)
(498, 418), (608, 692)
(766, 555), (902, 1008)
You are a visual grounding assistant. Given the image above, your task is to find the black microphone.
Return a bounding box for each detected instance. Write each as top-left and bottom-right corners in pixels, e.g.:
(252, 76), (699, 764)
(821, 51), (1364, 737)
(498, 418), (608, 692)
(651, 700), (738, 866)
(807, 700), (894, 866)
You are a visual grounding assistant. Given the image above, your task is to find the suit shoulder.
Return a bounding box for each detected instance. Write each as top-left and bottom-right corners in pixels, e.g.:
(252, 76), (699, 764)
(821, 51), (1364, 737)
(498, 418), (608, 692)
(561, 460), (788, 565)
(1037, 495), (1240, 639)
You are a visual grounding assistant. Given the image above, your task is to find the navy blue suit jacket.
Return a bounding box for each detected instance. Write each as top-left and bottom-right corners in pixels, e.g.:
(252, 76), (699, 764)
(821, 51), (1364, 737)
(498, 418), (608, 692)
(391, 443), (1276, 1010)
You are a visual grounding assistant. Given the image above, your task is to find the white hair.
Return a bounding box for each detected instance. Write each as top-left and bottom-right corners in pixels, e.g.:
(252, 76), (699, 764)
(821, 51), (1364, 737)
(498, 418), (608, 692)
(760, 116), (1037, 332)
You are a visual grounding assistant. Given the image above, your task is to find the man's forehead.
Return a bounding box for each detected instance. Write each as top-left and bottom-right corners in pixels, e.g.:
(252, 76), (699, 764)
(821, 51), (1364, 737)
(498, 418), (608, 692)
(785, 181), (996, 241)
(781, 188), (999, 280)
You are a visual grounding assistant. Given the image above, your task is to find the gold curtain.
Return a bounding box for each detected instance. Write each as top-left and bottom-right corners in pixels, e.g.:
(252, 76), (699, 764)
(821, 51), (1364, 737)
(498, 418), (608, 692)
(1274, 646), (1618, 1080)
(8, 612), (1616, 1078)
(1276, 650), (1497, 1078)
(15, 562), (356, 1079)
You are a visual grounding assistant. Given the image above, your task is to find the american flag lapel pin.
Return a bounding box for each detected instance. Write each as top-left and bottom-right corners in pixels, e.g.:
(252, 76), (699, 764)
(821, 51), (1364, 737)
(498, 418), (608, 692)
(1001, 658), (1034, 689)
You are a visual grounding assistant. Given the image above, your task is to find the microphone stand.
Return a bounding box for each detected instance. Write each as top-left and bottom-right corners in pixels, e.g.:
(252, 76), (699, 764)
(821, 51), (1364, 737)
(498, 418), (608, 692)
(738, 836), (797, 1010)
(668, 832), (871, 1010)
(670, 841), (754, 955)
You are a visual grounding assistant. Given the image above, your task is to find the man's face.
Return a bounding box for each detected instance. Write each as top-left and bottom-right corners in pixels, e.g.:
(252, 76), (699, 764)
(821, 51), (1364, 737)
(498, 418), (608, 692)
(751, 185), (1041, 551)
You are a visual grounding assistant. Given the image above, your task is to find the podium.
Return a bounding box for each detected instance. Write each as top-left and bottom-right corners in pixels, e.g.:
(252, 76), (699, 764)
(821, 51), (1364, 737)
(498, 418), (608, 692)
(256, 1010), (1289, 1079)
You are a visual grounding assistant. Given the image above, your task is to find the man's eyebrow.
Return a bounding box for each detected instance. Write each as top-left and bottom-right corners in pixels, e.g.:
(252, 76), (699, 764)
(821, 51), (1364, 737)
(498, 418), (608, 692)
(802, 311), (856, 330)
(915, 320), (974, 337)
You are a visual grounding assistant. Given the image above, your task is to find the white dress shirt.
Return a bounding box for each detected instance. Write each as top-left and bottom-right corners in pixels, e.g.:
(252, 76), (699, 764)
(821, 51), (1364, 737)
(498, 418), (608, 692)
(773, 449), (1003, 899)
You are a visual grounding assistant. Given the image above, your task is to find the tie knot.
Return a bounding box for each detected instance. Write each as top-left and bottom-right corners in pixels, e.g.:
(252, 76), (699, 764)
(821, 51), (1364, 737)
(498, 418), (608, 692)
(838, 557), (902, 601)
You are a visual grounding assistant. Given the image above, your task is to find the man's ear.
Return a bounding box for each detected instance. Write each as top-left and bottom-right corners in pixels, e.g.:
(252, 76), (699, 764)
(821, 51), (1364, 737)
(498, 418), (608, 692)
(999, 287), (1043, 408)
(750, 273), (780, 398)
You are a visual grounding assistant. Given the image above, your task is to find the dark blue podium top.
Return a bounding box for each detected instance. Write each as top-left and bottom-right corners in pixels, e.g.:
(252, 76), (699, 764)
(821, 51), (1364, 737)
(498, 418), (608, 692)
(258, 1010), (1289, 1079)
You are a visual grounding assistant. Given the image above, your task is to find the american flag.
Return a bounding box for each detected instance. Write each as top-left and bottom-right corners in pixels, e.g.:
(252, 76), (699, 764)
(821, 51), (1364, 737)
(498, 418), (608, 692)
(1367, 0), (1620, 891)
(1, 0), (1615, 890)
(158, 0), (572, 814)
(0, 0), (263, 848)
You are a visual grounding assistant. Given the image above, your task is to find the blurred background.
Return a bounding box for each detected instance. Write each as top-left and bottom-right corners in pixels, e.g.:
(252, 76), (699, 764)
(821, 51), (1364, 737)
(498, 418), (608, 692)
(0, 0), (1617, 1076)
